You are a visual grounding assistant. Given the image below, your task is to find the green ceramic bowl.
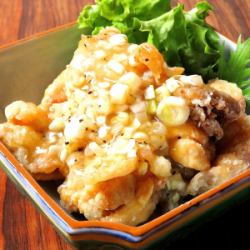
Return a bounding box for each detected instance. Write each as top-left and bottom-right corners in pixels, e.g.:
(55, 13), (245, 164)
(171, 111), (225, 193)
(0, 23), (249, 250)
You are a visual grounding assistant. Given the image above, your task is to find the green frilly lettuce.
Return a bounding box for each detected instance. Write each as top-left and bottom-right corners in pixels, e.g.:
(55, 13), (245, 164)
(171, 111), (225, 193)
(139, 2), (220, 78)
(78, 0), (171, 43)
(78, 0), (250, 106)
(78, 1), (219, 78)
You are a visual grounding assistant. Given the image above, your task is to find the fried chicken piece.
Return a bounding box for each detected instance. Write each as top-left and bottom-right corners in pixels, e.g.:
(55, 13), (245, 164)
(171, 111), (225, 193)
(173, 84), (242, 139)
(169, 138), (211, 171)
(0, 99), (67, 179)
(167, 122), (215, 171)
(208, 79), (246, 112)
(0, 123), (67, 179)
(188, 115), (250, 195)
(59, 172), (161, 225)
(101, 177), (159, 226)
(5, 101), (50, 132)
(59, 174), (136, 219)
(0, 123), (43, 150)
(58, 137), (167, 225)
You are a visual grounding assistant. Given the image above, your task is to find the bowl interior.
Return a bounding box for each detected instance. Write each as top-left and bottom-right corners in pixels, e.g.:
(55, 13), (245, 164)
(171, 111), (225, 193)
(0, 24), (81, 122)
(0, 26), (248, 224)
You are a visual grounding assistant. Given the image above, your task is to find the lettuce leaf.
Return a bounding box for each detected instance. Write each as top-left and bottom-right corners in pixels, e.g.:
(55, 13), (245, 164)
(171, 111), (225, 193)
(78, 5), (111, 34)
(78, 0), (250, 106)
(78, 0), (171, 43)
(78, 1), (220, 79)
(218, 37), (250, 106)
(96, 0), (171, 21)
(139, 2), (220, 79)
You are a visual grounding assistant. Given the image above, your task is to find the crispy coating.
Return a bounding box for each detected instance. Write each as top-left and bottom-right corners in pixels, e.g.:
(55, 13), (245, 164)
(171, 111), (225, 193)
(208, 79), (246, 112)
(54, 28), (174, 224)
(5, 101), (50, 132)
(0, 123), (42, 150)
(100, 177), (159, 226)
(0, 123), (67, 178)
(173, 84), (242, 139)
(188, 115), (250, 195)
(169, 138), (211, 171)
(59, 174), (136, 219)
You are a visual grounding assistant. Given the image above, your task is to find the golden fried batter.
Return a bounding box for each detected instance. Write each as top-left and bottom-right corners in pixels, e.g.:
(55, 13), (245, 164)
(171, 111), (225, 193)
(188, 115), (250, 195)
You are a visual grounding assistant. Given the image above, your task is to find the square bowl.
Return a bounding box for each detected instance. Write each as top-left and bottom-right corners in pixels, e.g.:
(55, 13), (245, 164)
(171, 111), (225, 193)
(0, 23), (249, 250)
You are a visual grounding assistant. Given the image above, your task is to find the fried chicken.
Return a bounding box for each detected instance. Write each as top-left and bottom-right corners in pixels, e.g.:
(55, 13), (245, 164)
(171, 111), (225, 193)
(173, 84), (242, 139)
(188, 115), (250, 195)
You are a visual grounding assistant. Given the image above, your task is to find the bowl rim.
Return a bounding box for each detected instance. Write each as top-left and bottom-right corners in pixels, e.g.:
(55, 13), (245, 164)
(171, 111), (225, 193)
(0, 21), (249, 241)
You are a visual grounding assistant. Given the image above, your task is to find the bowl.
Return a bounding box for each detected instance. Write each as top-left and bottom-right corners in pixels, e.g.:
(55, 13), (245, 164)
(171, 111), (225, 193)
(0, 23), (249, 250)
